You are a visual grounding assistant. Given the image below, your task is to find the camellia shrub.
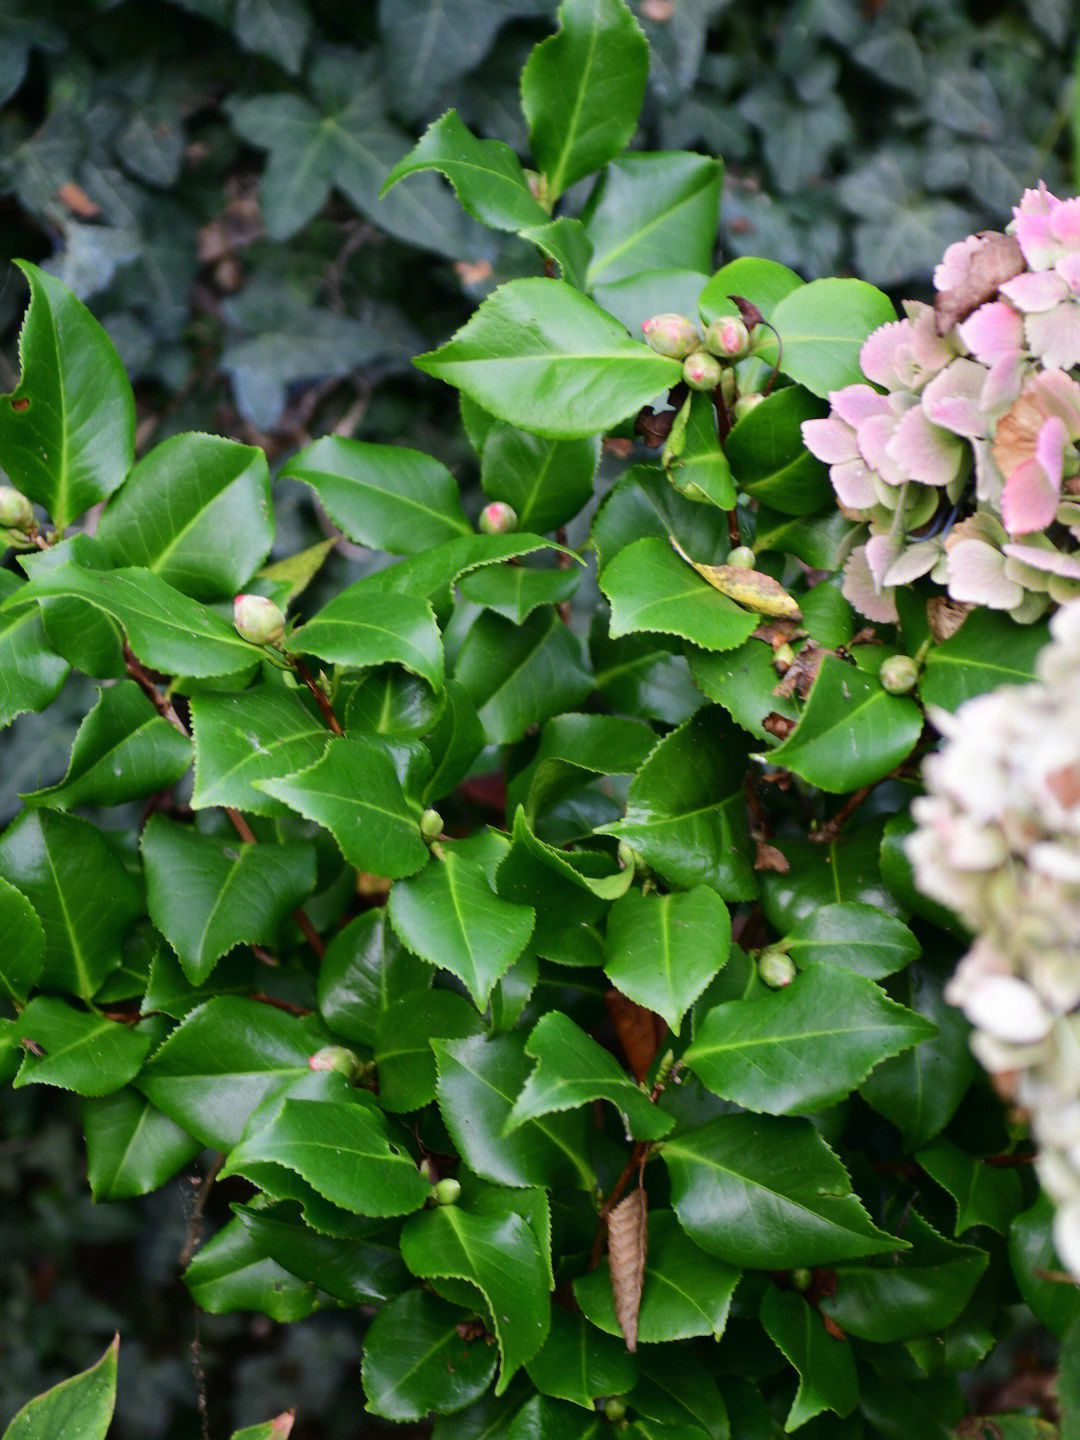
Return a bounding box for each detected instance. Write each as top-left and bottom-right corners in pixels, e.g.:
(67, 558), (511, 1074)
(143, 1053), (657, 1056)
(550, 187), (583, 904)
(4, 2), (1080, 1437)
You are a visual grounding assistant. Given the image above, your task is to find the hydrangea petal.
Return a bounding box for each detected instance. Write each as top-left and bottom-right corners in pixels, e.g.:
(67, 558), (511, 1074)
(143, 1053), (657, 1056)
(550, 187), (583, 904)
(864, 530), (903, 590)
(1001, 456), (1061, 534)
(830, 457), (879, 510)
(859, 319), (912, 389)
(1050, 196), (1080, 248)
(841, 544), (898, 623)
(1024, 305), (1080, 371)
(946, 538), (1024, 609)
(830, 384), (891, 429)
(1059, 252), (1080, 293)
(962, 974), (1053, 1044)
(921, 358), (988, 438)
(1002, 543), (1080, 579)
(959, 300), (1025, 362)
(1000, 270), (1068, 313)
(858, 413), (907, 484)
(887, 405), (964, 486)
(884, 540), (941, 586)
(801, 417), (858, 465)
(1036, 413), (1068, 489)
(1013, 182), (1059, 270)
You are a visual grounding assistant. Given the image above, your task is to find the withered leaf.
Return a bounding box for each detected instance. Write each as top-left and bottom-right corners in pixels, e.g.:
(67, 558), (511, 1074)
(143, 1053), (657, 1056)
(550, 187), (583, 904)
(773, 641), (829, 699)
(608, 1186), (648, 1352)
(934, 232), (1024, 335)
(670, 537), (802, 619)
(754, 841), (791, 873)
(926, 596), (970, 643)
(605, 989), (666, 1083)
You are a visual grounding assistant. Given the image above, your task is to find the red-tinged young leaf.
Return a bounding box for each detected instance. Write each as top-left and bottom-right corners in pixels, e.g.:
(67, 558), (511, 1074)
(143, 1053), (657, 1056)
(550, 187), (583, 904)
(607, 1186), (648, 1352)
(230, 1412), (295, 1440)
(1, 1333), (118, 1440)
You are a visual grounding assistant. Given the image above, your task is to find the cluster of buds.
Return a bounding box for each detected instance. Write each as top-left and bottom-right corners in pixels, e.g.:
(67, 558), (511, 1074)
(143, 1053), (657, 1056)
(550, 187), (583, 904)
(803, 183), (1080, 626)
(642, 310), (757, 394)
(907, 600), (1080, 1276)
(0, 484), (37, 549)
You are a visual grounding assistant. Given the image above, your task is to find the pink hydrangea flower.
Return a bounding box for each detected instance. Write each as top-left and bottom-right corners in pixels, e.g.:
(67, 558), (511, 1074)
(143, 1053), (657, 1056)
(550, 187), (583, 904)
(840, 544), (899, 623)
(957, 301), (1027, 411)
(802, 385), (905, 509)
(992, 370), (1080, 533)
(1012, 183), (1080, 271)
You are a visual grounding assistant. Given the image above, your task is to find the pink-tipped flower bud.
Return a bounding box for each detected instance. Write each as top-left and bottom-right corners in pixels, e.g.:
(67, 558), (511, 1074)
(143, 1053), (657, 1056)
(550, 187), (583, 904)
(308, 1045), (361, 1078)
(0, 487), (34, 532)
(879, 654), (919, 695)
(642, 312), (702, 359)
(234, 593), (286, 646)
(733, 392), (765, 423)
(704, 315), (751, 361)
(683, 351), (722, 391)
(479, 502), (518, 536)
(727, 545), (756, 569)
(758, 947), (796, 989)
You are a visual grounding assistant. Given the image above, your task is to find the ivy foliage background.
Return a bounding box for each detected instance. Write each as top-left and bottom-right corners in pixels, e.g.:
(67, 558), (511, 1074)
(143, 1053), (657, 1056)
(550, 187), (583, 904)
(2, 2), (1080, 1439)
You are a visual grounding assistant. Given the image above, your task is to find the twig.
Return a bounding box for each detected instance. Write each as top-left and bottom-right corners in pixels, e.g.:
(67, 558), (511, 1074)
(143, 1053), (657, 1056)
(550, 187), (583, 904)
(179, 1153), (225, 1270)
(812, 784), (874, 845)
(289, 654), (345, 736)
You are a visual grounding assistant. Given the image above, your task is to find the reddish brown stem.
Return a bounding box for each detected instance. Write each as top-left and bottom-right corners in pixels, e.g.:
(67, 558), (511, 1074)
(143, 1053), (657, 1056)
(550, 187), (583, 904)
(289, 654), (345, 736)
(812, 784), (874, 845)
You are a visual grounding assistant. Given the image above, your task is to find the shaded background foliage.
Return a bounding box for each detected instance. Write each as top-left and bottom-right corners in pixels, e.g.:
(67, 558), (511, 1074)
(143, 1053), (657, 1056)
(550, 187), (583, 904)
(1, 0), (1079, 1435)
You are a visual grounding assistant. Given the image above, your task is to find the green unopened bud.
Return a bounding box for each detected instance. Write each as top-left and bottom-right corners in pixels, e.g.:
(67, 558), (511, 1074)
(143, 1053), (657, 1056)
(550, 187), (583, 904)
(434, 1177), (462, 1206)
(773, 643), (796, 673)
(683, 351), (722, 391)
(758, 947), (796, 989)
(879, 653), (919, 695)
(234, 593), (286, 646)
(604, 1398), (627, 1422)
(479, 502), (518, 535)
(0, 486), (34, 531)
(420, 808), (444, 840)
(704, 315), (751, 360)
(727, 545), (756, 569)
(733, 392), (765, 422)
(618, 840), (647, 875)
(641, 312), (701, 360)
(2, 526), (36, 552)
(791, 1267), (813, 1292)
(308, 1045), (360, 1078)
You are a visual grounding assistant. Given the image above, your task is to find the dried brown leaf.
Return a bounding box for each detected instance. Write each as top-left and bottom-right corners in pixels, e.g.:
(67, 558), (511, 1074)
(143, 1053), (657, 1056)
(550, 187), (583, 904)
(608, 1187), (648, 1352)
(773, 641), (829, 699)
(605, 990), (665, 1082)
(934, 232), (1024, 335)
(926, 596), (970, 643)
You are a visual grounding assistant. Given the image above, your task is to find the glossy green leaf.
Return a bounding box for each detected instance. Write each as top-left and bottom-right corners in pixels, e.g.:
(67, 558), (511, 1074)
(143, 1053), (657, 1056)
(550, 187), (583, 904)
(415, 279), (681, 440)
(13, 996), (153, 1096)
(21, 680), (192, 809)
(506, 1394), (604, 1440)
(419, 681), (484, 806)
(520, 0), (649, 199)
(784, 902), (920, 980)
(1, 1334), (117, 1440)
(753, 505), (850, 572)
(96, 432), (272, 600)
(291, 588), (443, 689)
(401, 1199), (551, 1391)
(600, 538), (759, 653)
(524, 1307), (637, 1408)
(920, 609), (1050, 710)
(234, 1200), (408, 1306)
(662, 1113), (899, 1267)
(0, 573), (70, 728)
(520, 217), (594, 291)
(509, 712), (654, 829)
(879, 809), (965, 934)
(590, 464), (729, 571)
(631, 1349), (730, 1440)
(344, 664), (445, 738)
(358, 534), (573, 605)
(575, 1210), (739, 1343)
(453, 609), (593, 745)
(183, 1215), (328, 1321)
(0, 808), (143, 1000)
(9, 558), (258, 678)
(585, 152), (722, 287)
(859, 965), (976, 1149)
(257, 736), (430, 879)
(605, 886), (730, 1032)
(457, 564), (580, 627)
(666, 391), (736, 508)
(599, 707), (757, 901)
(279, 437), (471, 553)
(820, 1210), (988, 1343)
(698, 256), (804, 325)
(590, 624), (701, 727)
(1010, 1194), (1080, 1337)
(137, 996), (313, 1149)
(362, 1288), (499, 1421)
(388, 847), (535, 1008)
(771, 279), (897, 398)
(189, 684), (330, 817)
(434, 1032), (595, 1191)
(723, 388), (832, 517)
(688, 638), (798, 743)
(687, 965), (935, 1115)
(506, 1011), (673, 1141)
(140, 816), (317, 984)
(23, 533), (123, 679)
(317, 908), (430, 1050)
(375, 989), (483, 1112)
(382, 108), (549, 230)
(760, 1287), (858, 1430)
(0, 876), (44, 1005)
(916, 1137), (1023, 1235)
(83, 1087), (202, 1200)
(0, 261), (134, 526)
(223, 1094), (433, 1216)
(766, 655), (923, 793)
(141, 945), (256, 1020)
(480, 425), (599, 534)
(758, 818), (901, 933)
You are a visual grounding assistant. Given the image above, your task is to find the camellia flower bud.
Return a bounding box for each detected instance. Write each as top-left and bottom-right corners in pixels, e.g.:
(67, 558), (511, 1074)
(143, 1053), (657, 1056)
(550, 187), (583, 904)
(0, 486), (34, 532)
(433, 1177), (462, 1206)
(727, 545), (756, 569)
(758, 947), (797, 989)
(704, 315), (751, 361)
(683, 351), (722, 391)
(880, 654), (920, 694)
(420, 808), (444, 840)
(790, 1267), (814, 1292)
(733, 392), (765, 422)
(479, 501), (518, 535)
(234, 593), (286, 646)
(773, 643), (796, 673)
(641, 312), (701, 359)
(308, 1045), (361, 1077)
(603, 1398), (627, 1422)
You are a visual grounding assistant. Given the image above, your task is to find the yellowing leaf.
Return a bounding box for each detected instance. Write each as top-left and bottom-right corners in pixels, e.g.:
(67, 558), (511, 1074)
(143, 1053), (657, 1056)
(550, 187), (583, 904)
(669, 537), (802, 619)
